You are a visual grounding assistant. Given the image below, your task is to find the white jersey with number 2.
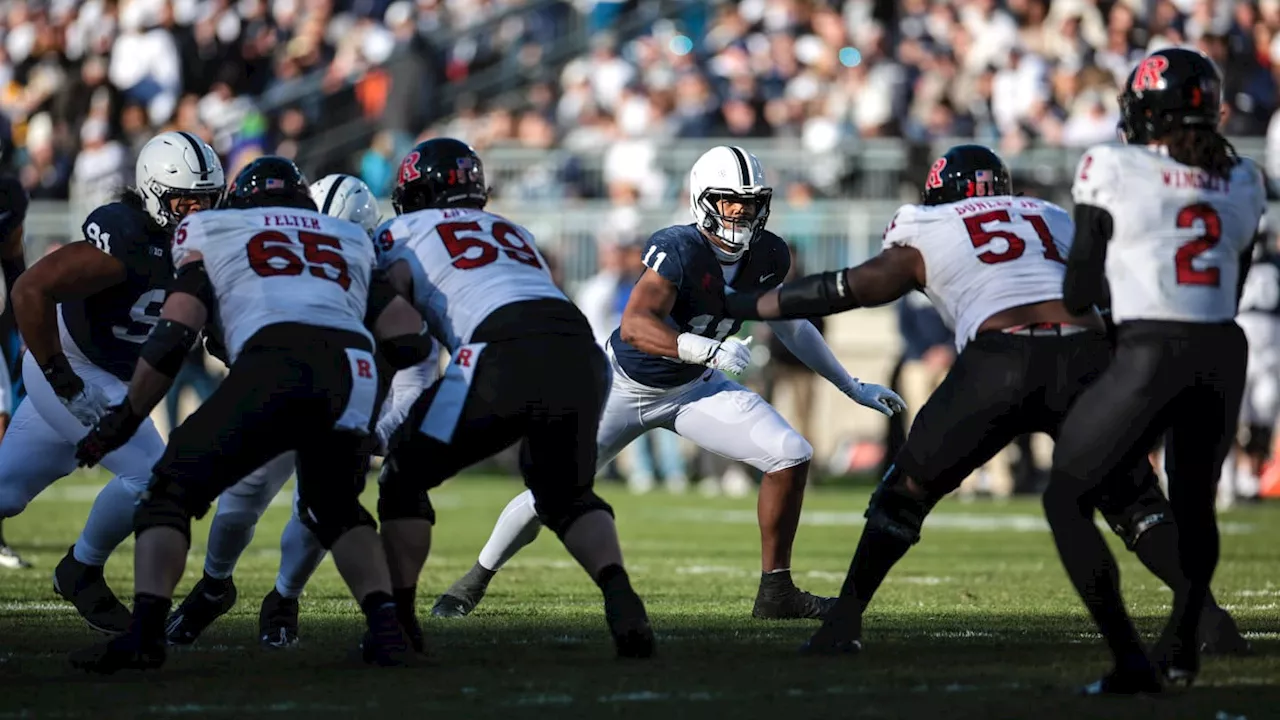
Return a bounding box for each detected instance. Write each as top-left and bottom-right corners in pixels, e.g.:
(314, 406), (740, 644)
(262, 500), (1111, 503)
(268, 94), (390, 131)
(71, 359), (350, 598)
(172, 207), (374, 362)
(373, 207), (565, 353)
(1072, 143), (1266, 324)
(882, 195), (1074, 351)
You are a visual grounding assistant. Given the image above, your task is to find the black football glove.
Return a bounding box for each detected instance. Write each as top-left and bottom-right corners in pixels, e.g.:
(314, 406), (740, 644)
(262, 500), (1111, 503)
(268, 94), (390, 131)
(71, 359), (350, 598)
(76, 401), (146, 468)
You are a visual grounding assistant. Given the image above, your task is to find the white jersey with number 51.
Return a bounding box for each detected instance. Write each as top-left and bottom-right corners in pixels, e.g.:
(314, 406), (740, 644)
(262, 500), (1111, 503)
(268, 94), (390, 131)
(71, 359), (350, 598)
(1073, 143), (1267, 325)
(374, 207), (566, 353)
(172, 207), (375, 362)
(882, 195), (1074, 350)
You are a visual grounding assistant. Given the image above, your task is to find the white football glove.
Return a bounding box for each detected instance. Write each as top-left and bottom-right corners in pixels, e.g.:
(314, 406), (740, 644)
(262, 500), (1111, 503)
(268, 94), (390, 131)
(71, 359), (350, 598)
(845, 381), (907, 417)
(676, 333), (753, 375)
(60, 383), (110, 427)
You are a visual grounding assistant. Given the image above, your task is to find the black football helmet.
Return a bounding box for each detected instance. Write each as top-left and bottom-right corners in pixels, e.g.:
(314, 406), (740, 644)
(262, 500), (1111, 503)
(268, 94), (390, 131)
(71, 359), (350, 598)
(391, 138), (488, 215)
(222, 156), (316, 211)
(1119, 48), (1222, 145)
(921, 144), (1012, 206)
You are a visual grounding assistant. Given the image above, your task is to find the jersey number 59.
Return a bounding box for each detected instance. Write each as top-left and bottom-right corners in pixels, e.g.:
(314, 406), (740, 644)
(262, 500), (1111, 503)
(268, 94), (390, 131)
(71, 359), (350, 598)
(437, 221), (543, 270)
(247, 230), (351, 290)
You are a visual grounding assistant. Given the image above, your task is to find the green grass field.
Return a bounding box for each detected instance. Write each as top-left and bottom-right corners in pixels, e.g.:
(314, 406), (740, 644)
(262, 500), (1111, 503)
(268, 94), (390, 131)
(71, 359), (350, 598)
(1, 470), (1278, 720)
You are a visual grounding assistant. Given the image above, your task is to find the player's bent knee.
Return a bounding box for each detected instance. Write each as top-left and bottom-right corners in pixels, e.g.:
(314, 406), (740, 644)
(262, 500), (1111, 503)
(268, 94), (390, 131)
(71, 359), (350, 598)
(134, 475), (199, 545)
(767, 432), (813, 473)
(376, 473), (436, 524)
(0, 487), (30, 519)
(864, 464), (935, 545)
(300, 501), (376, 549)
(533, 488), (614, 538)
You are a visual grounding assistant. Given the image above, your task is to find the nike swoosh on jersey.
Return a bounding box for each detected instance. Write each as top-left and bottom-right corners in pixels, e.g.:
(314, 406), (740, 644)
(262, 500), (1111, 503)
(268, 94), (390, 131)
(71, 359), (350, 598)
(759, 273), (775, 283)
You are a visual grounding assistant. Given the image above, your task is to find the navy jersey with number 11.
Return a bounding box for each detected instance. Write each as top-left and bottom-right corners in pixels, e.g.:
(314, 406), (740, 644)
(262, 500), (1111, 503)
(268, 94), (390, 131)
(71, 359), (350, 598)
(610, 224), (790, 388)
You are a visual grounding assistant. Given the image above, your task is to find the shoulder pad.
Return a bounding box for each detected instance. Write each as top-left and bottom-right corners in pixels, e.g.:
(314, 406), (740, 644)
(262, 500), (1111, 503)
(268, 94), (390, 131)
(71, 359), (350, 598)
(1072, 144), (1124, 209)
(82, 202), (147, 257)
(881, 204), (923, 250)
(640, 225), (695, 285)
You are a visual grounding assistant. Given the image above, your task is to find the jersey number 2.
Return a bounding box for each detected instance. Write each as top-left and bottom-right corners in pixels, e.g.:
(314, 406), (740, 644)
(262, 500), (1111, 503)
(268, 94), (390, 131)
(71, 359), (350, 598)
(247, 231), (351, 291)
(964, 210), (1064, 264)
(437, 221), (543, 270)
(1174, 204), (1222, 287)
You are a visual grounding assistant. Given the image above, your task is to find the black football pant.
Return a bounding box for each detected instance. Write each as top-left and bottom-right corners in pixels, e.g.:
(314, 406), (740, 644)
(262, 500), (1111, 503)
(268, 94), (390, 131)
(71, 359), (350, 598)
(1048, 320), (1246, 667)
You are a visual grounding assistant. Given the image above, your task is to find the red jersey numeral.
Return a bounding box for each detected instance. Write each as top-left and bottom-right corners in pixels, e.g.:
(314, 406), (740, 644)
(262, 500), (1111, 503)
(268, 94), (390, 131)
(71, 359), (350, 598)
(247, 230), (352, 290)
(1174, 203), (1223, 287)
(963, 210), (1064, 265)
(437, 221), (544, 270)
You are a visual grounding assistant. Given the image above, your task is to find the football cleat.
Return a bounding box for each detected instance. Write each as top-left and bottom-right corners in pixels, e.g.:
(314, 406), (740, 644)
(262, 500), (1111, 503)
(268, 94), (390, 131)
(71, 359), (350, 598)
(431, 565), (493, 619)
(166, 576), (237, 646)
(258, 588), (300, 649)
(752, 573), (837, 620)
(1079, 663), (1163, 696)
(69, 632), (166, 674)
(361, 606), (413, 667)
(603, 585), (655, 659)
(53, 547), (130, 634)
(1198, 605), (1252, 656)
(799, 597), (863, 656)
(0, 543), (31, 569)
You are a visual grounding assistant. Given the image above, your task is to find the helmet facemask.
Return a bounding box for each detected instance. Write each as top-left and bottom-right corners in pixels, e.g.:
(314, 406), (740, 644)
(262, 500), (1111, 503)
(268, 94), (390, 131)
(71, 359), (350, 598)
(143, 178), (222, 228)
(695, 187), (772, 262)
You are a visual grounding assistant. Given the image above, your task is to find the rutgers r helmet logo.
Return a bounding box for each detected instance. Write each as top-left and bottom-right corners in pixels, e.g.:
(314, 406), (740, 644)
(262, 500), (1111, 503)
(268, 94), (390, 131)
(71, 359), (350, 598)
(1132, 56), (1169, 92)
(926, 158), (946, 190)
(399, 151), (422, 184)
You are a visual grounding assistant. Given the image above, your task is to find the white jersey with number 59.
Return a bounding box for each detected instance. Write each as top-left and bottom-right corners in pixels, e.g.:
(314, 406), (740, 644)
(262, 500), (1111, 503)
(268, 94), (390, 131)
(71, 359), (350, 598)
(172, 207), (374, 362)
(374, 207), (566, 353)
(1072, 143), (1266, 324)
(882, 195), (1074, 350)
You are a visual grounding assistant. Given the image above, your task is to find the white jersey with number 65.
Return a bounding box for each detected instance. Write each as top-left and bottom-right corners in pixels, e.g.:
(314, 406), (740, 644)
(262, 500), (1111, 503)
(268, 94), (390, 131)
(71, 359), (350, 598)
(171, 207), (375, 362)
(1072, 143), (1267, 325)
(882, 195), (1075, 351)
(373, 207), (565, 353)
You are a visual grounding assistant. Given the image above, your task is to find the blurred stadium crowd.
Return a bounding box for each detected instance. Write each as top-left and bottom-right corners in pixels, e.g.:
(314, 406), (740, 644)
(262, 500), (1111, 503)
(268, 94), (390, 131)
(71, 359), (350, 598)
(5, 0), (1280, 208)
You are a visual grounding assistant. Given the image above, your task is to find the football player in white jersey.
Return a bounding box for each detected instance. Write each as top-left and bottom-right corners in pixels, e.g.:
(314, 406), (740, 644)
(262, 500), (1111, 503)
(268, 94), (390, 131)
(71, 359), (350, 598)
(1049, 48), (1264, 693)
(1, 131), (222, 631)
(161, 174), (442, 650)
(432, 145), (905, 622)
(721, 143), (1246, 665)
(373, 138), (654, 658)
(68, 157), (435, 672)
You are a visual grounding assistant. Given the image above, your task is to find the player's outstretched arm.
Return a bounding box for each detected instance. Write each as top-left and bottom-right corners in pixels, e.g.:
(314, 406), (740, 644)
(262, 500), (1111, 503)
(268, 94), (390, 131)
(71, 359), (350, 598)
(724, 246), (924, 321)
(766, 319), (905, 416)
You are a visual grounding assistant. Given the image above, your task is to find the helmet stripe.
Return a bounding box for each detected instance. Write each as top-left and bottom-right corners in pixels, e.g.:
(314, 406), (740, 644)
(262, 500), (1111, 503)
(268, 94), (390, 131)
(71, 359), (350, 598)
(321, 175), (348, 215)
(728, 146), (751, 186)
(176, 131), (210, 180)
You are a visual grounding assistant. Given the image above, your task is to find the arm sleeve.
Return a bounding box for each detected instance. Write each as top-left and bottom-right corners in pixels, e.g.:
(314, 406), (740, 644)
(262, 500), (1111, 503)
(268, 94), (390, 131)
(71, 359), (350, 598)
(365, 269), (402, 328)
(767, 318), (857, 394)
(1063, 203), (1114, 316)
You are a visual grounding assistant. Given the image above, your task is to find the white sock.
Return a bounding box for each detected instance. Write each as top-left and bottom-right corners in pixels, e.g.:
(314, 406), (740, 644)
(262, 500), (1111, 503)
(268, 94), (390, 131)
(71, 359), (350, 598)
(274, 512), (327, 599)
(203, 511), (258, 580)
(477, 489), (542, 572)
(73, 476), (141, 566)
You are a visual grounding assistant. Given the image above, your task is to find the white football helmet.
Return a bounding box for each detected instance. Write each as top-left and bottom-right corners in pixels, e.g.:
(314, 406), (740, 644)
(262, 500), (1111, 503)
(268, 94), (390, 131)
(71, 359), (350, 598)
(135, 131), (225, 229)
(689, 145), (772, 263)
(309, 174), (381, 237)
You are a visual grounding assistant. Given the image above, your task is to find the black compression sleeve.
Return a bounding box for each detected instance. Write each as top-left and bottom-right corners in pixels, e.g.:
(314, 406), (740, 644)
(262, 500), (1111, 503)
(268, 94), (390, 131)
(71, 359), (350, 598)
(170, 260), (216, 308)
(1063, 203), (1113, 316)
(140, 320), (199, 377)
(365, 270), (401, 328)
(775, 270), (861, 319)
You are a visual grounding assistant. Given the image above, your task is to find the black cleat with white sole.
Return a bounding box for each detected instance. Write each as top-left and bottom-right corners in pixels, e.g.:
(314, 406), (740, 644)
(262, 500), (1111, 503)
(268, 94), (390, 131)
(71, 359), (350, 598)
(258, 588), (300, 648)
(53, 546), (130, 634)
(166, 575), (237, 646)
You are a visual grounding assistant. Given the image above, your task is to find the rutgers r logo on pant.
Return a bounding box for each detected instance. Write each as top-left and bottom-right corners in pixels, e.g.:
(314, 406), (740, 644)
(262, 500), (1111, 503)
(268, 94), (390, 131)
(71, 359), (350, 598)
(357, 359), (372, 379)
(457, 349), (474, 367)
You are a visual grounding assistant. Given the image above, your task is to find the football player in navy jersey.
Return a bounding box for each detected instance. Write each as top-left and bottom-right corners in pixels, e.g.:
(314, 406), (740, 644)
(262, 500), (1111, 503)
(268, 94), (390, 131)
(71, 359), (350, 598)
(0, 131), (223, 632)
(0, 114), (30, 569)
(433, 146), (905, 621)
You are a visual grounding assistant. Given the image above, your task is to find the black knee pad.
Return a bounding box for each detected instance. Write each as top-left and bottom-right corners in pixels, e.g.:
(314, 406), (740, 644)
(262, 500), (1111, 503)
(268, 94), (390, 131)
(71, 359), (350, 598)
(299, 498), (377, 549)
(864, 464), (936, 546)
(534, 487), (614, 539)
(1097, 480), (1172, 551)
(375, 457), (437, 524)
(134, 474), (200, 544)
